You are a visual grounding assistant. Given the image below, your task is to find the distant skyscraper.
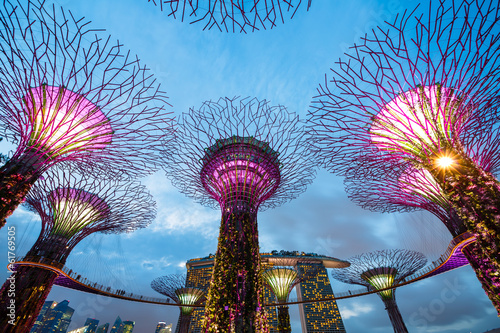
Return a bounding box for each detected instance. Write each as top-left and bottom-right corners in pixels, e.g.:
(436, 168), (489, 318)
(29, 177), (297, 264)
(109, 316), (123, 333)
(122, 321), (135, 333)
(36, 300), (75, 333)
(155, 322), (172, 333)
(296, 262), (346, 333)
(184, 252), (347, 333)
(30, 301), (57, 332)
(96, 323), (110, 333)
(85, 318), (100, 333)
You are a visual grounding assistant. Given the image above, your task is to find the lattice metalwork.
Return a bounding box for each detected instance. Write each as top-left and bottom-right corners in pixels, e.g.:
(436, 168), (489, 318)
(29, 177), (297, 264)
(308, 0), (500, 314)
(148, 0), (311, 33)
(0, 164), (156, 330)
(0, 0), (174, 226)
(332, 250), (426, 333)
(161, 96), (315, 332)
(152, 274), (206, 333)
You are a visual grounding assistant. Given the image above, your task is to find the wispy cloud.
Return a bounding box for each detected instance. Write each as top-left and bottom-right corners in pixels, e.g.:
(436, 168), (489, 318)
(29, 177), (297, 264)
(340, 301), (374, 319)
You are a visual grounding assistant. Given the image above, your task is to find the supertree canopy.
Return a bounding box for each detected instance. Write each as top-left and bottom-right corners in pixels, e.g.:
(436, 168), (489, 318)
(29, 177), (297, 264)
(344, 158), (500, 311)
(332, 249), (427, 333)
(162, 96), (315, 332)
(262, 259), (319, 333)
(0, 0), (174, 226)
(151, 274), (207, 333)
(308, 0), (500, 313)
(0, 165), (156, 330)
(148, 0), (311, 33)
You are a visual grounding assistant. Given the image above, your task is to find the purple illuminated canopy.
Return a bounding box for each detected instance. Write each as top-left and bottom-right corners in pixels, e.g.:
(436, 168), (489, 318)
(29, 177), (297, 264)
(200, 136), (281, 209)
(25, 85), (113, 159)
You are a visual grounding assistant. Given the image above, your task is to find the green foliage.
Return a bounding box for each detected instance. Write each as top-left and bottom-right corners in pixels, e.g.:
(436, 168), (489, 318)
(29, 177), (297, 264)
(202, 211), (268, 333)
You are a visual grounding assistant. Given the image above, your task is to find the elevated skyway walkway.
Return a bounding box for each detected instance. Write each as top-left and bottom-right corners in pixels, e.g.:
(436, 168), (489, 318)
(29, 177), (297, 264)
(11, 232), (475, 307)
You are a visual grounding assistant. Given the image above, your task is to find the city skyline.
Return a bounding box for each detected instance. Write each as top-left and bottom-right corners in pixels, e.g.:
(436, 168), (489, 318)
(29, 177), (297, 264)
(1, 0), (500, 332)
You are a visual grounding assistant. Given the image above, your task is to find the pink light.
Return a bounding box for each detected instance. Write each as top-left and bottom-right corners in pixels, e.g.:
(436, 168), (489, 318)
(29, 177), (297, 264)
(25, 85), (113, 158)
(200, 137), (281, 208)
(398, 167), (450, 208)
(370, 85), (461, 156)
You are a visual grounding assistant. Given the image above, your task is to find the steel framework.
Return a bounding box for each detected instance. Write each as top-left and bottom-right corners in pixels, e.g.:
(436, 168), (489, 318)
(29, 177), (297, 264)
(0, 0), (174, 227)
(162, 96), (315, 332)
(148, 0), (311, 33)
(344, 158), (500, 310)
(332, 250), (427, 333)
(0, 165), (156, 331)
(262, 259), (319, 333)
(308, 0), (500, 314)
(151, 274), (207, 333)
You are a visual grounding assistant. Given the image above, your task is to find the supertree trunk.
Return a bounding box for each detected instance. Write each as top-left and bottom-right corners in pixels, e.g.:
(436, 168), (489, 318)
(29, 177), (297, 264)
(383, 298), (408, 333)
(0, 265), (58, 332)
(427, 152), (500, 314)
(0, 241), (68, 332)
(178, 313), (192, 333)
(0, 153), (39, 227)
(202, 210), (268, 333)
(276, 305), (291, 333)
(462, 244), (500, 310)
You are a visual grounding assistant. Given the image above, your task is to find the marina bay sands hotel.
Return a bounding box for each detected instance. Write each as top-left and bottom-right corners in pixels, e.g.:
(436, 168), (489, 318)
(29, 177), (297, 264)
(179, 251), (347, 333)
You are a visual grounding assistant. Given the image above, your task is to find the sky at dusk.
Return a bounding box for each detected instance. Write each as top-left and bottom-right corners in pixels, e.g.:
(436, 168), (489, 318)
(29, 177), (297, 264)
(1, 0), (500, 332)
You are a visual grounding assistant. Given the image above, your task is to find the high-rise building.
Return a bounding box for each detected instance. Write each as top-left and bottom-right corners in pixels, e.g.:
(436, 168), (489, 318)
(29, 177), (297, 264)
(30, 301), (57, 332)
(296, 262), (346, 333)
(36, 300), (75, 333)
(109, 316), (123, 333)
(122, 321), (135, 333)
(96, 323), (110, 333)
(67, 326), (89, 333)
(155, 322), (172, 333)
(85, 318), (100, 333)
(183, 252), (347, 333)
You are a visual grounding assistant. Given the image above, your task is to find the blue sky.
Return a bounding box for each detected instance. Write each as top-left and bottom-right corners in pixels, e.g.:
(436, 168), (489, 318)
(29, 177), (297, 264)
(1, 0), (500, 332)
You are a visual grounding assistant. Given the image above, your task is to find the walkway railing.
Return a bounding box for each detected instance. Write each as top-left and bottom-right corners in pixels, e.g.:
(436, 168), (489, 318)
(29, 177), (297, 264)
(12, 232), (475, 307)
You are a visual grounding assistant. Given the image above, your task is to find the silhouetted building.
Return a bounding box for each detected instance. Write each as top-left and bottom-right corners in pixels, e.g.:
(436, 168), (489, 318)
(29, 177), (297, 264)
(85, 318), (99, 333)
(155, 322), (172, 333)
(184, 252), (347, 333)
(36, 300), (75, 333)
(96, 323), (110, 333)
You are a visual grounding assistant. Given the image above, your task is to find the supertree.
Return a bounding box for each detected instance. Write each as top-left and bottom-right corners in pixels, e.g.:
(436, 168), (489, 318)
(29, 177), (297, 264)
(332, 249), (427, 333)
(0, 165), (156, 331)
(344, 158), (500, 309)
(0, 0), (174, 227)
(151, 274), (207, 333)
(261, 259), (318, 333)
(148, 0), (311, 33)
(308, 0), (500, 313)
(162, 97), (316, 333)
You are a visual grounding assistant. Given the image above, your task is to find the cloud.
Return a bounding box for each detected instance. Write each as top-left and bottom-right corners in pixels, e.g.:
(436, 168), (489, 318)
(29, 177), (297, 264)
(141, 256), (173, 271)
(340, 301), (375, 319)
(151, 202), (220, 239)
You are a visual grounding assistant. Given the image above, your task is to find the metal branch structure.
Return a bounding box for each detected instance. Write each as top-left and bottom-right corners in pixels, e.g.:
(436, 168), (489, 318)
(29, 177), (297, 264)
(262, 259), (319, 333)
(308, 0), (500, 313)
(344, 158), (500, 310)
(332, 250), (427, 333)
(148, 0), (311, 33)
(0, 0), (174, 226)
(0, 165), (156, 331)
(151, 274), (207, 333)
(162, 96), (316, 332)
